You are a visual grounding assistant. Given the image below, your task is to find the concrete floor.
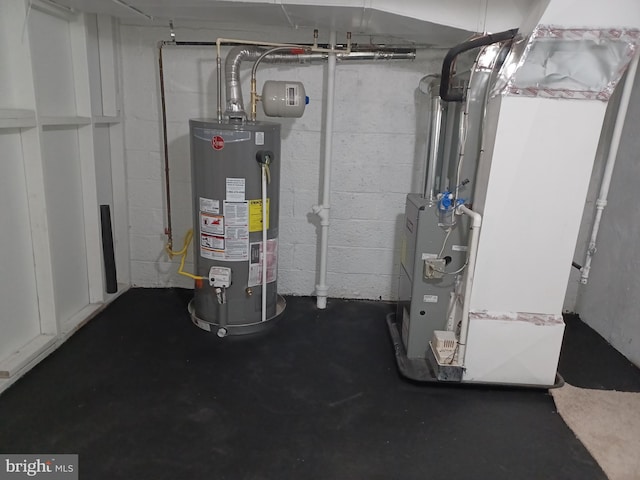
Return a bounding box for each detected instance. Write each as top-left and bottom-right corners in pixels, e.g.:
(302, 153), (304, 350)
(0, 289), (638, 479)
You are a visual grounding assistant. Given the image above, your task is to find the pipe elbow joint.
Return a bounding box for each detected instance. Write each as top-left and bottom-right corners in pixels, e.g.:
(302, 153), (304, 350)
(456, 204), (482, 228)
(312, 204), (331, 225)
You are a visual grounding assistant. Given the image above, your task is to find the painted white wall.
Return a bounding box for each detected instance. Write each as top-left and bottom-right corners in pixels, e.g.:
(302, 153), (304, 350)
(540, 0), (640, 26)
(0, 4), (129, 391)
(120, 23), (443, 299)
(0, 132), (41, 361)
(574, 66), (640, 367)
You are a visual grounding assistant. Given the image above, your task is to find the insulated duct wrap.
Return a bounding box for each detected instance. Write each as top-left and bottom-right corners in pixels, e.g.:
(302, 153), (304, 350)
(225, 47), (312, 118)
(497, 26), (640, 100)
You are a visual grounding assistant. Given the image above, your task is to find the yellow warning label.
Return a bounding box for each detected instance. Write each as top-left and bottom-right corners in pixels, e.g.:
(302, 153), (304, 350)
(249, 198), (270, 232)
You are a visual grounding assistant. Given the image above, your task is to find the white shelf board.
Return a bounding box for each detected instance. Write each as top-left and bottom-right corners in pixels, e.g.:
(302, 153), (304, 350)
(0, 334), (57, 379)
(0, 109), (37, 129)
(40, 115), (92, 127)
(92, 115), (122, 125)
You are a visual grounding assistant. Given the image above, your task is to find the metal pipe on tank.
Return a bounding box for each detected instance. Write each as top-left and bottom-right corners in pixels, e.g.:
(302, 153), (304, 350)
(224, 45), (416, 120)
(336, 49), (416, 61)
(225, 46), (312, 120)
(250, 46), (309, 122)
(426, 97), (443, 203)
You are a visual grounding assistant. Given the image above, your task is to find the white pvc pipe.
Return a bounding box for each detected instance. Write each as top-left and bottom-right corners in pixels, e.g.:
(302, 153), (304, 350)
(455, 204), (482, 366)
(313, 30), (337, 310)
(261, 164), (268, 321)
(581, 51), (639, 284)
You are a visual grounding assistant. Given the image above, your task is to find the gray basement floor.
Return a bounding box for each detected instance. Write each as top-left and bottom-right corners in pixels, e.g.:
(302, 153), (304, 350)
(1, 289), (639, 480)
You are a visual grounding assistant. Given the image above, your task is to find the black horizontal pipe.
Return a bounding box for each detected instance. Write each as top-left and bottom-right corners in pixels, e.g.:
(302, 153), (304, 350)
(159, 41), (411, 51)
(440, 28), (518, 102)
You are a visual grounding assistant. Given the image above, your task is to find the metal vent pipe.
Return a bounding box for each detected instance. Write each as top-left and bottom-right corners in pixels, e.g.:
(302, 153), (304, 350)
(224, 46), (416, 119)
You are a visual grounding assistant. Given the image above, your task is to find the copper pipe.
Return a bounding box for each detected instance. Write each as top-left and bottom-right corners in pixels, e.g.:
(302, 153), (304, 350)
(158, 43), (173, 248)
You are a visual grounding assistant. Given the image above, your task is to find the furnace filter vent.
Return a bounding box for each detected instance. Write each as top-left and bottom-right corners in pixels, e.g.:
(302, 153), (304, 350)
(262, 81), (308, 118)
(432, 330), (458, 363)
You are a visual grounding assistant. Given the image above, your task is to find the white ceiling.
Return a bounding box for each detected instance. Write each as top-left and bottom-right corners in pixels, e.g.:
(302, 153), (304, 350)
(48, 0), (547, 46)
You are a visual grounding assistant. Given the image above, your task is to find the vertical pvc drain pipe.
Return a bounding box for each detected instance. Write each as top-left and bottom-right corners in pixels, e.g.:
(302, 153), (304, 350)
(313, 30), (337, 310)
(261, 164), (268, 321)
(455, 204), (482, 366)
(581, 50), (639, 284)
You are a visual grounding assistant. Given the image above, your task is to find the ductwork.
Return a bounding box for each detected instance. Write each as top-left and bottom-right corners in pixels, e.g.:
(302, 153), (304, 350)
(224, 45), (416, 120)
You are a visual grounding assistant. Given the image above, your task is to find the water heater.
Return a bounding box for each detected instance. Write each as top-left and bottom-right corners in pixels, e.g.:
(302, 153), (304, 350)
(188, 119), (285, 336)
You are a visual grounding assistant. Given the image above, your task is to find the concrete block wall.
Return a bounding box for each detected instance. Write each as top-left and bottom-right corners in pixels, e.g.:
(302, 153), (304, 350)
(120, 22), (443, 299)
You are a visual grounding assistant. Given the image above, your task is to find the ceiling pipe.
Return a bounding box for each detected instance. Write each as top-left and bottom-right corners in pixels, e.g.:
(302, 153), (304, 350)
(224, 45), (416, 120)
(440, 28), (518, 102)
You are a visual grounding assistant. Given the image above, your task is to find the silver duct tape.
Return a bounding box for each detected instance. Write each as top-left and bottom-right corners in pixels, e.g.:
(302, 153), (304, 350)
(496, 25), (640, 101)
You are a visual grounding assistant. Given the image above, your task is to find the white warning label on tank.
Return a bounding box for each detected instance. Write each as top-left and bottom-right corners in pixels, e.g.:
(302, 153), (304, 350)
(199, 202), (250, 261)
(255, 131), (264, 145)
(224, 201), (248, 225)
(200, 233), (225, 260)
(200, 213), (224, 235)
(199, 197), (219, 214)
(423, 295), (439, 303)
(201, 233), (224, 250)
(197, 201), (249, 262)
(224, 225), (249, 261)
(248, 239), (278, 287)
(226, 178), (246, 202)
